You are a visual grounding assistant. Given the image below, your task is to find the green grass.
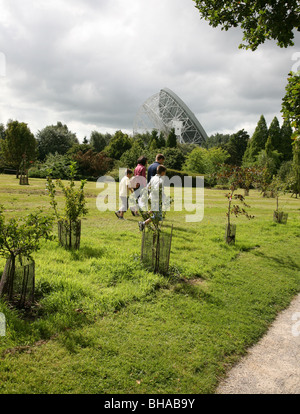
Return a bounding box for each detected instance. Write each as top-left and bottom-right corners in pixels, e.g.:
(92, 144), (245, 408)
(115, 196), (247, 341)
(0, 174), (299, 393)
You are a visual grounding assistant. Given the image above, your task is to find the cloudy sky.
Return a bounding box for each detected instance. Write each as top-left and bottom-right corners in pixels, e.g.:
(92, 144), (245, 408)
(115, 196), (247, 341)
(0, 0), (299, 142)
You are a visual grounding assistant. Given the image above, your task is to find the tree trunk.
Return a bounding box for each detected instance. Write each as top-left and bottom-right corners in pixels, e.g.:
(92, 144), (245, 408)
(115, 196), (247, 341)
(225, 224), (236, 245)
(58, 219), (81, 250)
(141, 226), (173, 274)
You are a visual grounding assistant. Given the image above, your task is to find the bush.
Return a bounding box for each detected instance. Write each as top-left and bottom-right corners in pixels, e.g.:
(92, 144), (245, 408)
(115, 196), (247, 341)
(165, 168), (210, 187)
(72, 149), (114, 178)
(29, 153), (71, 179)
(183, 146), (230, 176)
(162, 147), (185, 170)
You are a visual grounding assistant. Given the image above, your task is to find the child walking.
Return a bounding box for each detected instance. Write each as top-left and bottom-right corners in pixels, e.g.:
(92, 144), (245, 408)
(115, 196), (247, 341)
(138, 165), (167, 231)
(115, 169), (134, 219)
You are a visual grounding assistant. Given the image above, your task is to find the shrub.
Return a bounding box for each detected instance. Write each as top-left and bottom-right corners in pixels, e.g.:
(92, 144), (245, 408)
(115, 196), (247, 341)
(0, 205), (54, 305)
(72, 149), (114, 178)
(46, 162), (88, 249)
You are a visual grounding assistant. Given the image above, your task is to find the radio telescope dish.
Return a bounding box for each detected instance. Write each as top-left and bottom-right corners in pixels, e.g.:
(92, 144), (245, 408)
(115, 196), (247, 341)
(133, 87), (208, 145)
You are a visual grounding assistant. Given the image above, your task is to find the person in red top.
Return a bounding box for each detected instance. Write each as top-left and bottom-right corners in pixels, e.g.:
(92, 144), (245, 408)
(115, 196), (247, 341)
(134, 156), (147, 186)
(130, 156), (148, 216)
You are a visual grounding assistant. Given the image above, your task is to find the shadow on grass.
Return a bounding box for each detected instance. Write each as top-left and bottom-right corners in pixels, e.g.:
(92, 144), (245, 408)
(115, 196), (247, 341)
(168, 225), (198, 235)
(70, 245), (107, 261)
(166, 268), (223, 306)
(252, 251), (300, 271)
(172, 280), (223, 306)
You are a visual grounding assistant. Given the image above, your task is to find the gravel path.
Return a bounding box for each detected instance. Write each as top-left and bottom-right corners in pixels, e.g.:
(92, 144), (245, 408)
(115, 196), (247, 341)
(216, 293), (300, 394)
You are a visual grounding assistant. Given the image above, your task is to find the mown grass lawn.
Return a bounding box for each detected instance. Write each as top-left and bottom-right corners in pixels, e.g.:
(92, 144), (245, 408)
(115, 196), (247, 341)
(0, 174), (299, 394)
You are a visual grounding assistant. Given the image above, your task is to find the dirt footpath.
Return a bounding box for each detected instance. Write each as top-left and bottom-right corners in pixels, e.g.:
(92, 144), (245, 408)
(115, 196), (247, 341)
(216, 294), (300, 394)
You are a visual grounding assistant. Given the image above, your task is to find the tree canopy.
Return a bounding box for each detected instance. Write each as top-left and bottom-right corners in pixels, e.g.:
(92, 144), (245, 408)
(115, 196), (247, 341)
(90, 131), (108, 153)
(243, 115), (268, 165)
(267, 117), (281, 152)
(282, 71), (300, 196)
(282, 71), (300, 132)
(193, 0), (300, 50)
(36, 122), (78, 160)
(1, 120), (37, 174)
(225, 129), (249, 166)
(280, 119), (293, 161)
(166, 128), (177, 148)
(105, 130), (132, 160)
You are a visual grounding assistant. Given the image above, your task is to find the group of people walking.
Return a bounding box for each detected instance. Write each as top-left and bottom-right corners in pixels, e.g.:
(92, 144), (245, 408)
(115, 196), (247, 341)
(114, 153), (167, 231)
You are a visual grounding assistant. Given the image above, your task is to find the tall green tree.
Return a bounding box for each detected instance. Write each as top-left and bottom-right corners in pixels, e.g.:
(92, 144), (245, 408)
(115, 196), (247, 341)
(280, 119), (293, 161)
(162, 147), (185, 170)
(255, 135), (282, 180)
(166, 128), (177, 148)
(1, 120), (37, 176)
(105, 130), (132, 160)
(36, 122), (78, 160)
(90, 131), (107, 153)
(226, 129), (249, 166)
(282, 72), (300, 132)
(148, 130), (159, 150)
(281, 71), (300, 196)
(243, 115), (268, 165)
(120, 140), (145, 168)
(205, 133), (231, 149)
(268, 117), (281, 152)
(291, 136), (300, 197)
(0, 123), (5, 140)
(157, 131), (166, 148)
(0, 123), (5, 168)
(193, 0), (300, 50)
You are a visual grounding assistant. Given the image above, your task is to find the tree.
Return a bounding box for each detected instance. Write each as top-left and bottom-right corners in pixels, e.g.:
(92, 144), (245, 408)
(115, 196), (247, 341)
(38, 152), (71, 179)
(67, 143), (93, 157)
(105, 130), (132, 160)
(90, 131), (107, 153)
(216, 165), (254, 244)
(206, 147), (230, 171)
(268, 117), (281, 151)
(291, 136), (300, 197)
(0, 123), (6, 169)
(282, 72), (300, 132)
(269, 174), (289, 222)
(0, 123), (5, 140)
(157, 132), (166, 148)
(193, 0), (300, 50)
(184, 146), (229, 174)
(166, 128), (177, 148)
(120, 140), (145, 169)
(134, 132), (152, 147)
(1, 120), (37, 177)
(72, 150), (114, 178)
(183, 147), (207, 174)
(243, 115), (268, 165)
(36, 122), (78, 160)
(162, 147), (185, 171)
(177, 142), (198, 156)
(46, 163), (88, 249)
(282, 71), (300, 197)
(0, 205), (54, 305)
(148, 130), (159, 150)
(226, 129), (249, 166)
(255, 138), (282, 185)
(205, 133), (231, 149)
(280, 119), (293, 161)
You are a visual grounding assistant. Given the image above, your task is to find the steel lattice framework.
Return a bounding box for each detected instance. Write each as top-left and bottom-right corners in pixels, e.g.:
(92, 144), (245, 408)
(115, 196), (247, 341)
(133, 87), (208, 145)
